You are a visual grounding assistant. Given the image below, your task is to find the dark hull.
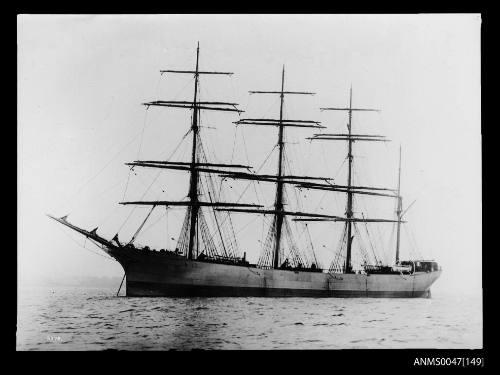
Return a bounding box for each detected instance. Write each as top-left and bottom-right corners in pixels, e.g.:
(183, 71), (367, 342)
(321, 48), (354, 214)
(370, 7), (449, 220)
(126, 280), (432, 298)
(107, 247), (441, 298)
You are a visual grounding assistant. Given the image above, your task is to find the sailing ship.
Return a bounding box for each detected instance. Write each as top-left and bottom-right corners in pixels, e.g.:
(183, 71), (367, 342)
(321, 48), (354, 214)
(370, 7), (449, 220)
(49, 44), (441, 297)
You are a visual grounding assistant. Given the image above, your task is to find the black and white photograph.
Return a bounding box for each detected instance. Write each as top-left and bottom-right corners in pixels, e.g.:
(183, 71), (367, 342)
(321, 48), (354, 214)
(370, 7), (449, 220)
(17, 14), (483, 353)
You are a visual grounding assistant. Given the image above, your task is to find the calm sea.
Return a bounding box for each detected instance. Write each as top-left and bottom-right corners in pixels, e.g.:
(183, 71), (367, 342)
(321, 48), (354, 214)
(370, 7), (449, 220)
(16, 286), (482, 350)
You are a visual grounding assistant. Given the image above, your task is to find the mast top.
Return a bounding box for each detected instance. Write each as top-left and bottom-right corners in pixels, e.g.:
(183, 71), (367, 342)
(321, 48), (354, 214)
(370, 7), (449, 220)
(248, 65), (316, 96)
(321, 86), (380, 112)
(160, 42), (234, 76)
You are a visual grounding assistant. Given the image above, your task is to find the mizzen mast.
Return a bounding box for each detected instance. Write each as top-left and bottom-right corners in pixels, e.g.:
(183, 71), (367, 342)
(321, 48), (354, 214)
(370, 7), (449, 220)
(315, 87), (380, 273)
(295, 87), (400, 273)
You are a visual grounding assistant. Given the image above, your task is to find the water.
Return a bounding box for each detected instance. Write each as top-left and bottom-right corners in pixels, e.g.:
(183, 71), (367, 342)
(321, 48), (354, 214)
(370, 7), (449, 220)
(17, 286), (482, 350)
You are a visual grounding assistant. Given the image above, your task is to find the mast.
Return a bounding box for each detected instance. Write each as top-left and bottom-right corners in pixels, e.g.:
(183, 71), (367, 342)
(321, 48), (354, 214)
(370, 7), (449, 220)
(217, 68), (322, 269)
(345, 86), (354, 273)
(124, 43), (252, 260)
(298, 87), (384, 274)
(395, 145), (402, 264)
(187, 43), (201, 260)
(273, 66), (286, 269)
(211, 71), (398, 270)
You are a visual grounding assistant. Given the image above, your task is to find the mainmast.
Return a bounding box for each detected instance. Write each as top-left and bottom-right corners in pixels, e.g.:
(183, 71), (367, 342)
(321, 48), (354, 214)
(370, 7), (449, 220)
(240, 66), (324, 269)
(215, 67), (332, 269)
(395, 145), (402, 264)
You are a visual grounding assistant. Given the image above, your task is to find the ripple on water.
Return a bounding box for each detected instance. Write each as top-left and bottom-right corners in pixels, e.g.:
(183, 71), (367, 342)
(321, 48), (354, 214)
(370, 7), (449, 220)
(16, 287), (482, 350)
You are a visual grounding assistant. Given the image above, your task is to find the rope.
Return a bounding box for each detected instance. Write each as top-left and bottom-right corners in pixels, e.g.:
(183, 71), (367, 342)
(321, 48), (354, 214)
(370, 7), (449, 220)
(210, 144), (277, 232)
(230, 125), (238, 164)
(137, 106), (150, 159)
(116, 128), (191, 233)
(198, 137), (239, 257)
(128, 205), (156, 245)
(55, 225), (115, 262)
(120, 72), (195, 231)
(56, 128), (146, 214)
(361, 212), (380, 265)
(116, 273), (126, 297)
(122, 168), (133, 202)
(165, 206), (169, 249)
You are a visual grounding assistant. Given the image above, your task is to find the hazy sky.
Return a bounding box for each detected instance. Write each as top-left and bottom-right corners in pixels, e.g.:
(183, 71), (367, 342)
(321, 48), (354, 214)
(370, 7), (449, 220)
(18, 14), (481, 295)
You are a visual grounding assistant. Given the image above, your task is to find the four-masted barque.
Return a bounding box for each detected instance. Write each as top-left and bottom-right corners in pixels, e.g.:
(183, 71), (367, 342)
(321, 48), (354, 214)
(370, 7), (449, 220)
(50, 44), (441, 297)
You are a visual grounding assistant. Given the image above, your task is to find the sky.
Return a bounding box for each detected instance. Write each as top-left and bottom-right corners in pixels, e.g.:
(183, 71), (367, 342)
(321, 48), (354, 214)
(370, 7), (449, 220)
(18, 14), (481, 295)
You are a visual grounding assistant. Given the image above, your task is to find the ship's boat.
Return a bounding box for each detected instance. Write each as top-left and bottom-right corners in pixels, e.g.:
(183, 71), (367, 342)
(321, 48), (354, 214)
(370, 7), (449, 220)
(49, 43), (441, 297)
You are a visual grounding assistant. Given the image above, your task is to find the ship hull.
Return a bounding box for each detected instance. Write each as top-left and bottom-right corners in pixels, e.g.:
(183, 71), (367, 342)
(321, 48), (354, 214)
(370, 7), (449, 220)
(108, 248), (441, 298)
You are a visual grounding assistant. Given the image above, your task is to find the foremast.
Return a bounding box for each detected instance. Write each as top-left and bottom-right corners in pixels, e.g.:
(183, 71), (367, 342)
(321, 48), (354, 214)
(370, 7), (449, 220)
(120, 43), (263, 261)
(345, 88), (355, 273)
(187, 44), (201, 261)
